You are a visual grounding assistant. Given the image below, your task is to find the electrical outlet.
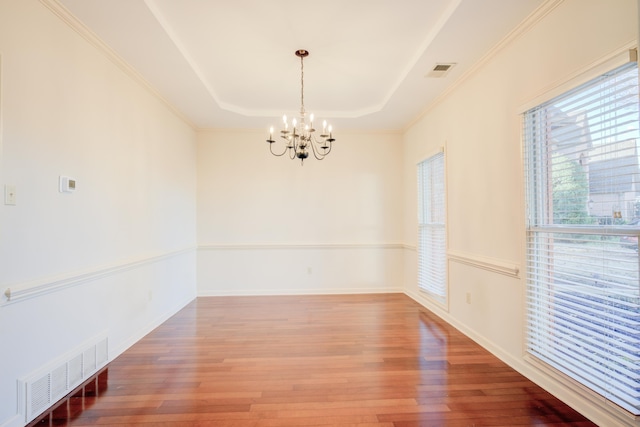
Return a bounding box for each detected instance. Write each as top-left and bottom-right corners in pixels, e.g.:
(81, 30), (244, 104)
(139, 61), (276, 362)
(466, 292), (471, 304)
(4, 185), (16, 205)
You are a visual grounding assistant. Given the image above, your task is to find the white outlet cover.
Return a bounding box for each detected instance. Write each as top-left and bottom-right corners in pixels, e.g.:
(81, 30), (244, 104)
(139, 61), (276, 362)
(4, 185), (16, 205)
(59, 176), (77, 193)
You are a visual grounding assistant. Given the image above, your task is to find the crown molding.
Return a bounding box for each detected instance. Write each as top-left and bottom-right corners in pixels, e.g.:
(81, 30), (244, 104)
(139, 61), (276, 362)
(38, 0), (196, 130)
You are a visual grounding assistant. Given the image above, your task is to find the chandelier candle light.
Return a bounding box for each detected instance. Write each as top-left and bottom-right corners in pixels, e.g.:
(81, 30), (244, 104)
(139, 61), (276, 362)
(266, 49), (335, 164)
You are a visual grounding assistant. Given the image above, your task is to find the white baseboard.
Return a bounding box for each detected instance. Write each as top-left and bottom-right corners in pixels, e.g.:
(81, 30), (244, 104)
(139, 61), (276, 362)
(110, 294), (195, 360)
(198, 287), (403, 297)
(0, 414), (23, 427)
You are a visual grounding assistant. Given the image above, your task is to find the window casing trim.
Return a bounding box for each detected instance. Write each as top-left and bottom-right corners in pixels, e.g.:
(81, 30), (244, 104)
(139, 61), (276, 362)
(518, 45), (637, 114)
(523, 60), (640, 416)
(417, 148), (448, 309)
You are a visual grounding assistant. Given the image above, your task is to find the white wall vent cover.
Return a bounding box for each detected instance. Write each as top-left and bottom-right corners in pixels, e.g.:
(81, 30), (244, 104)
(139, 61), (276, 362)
(426, 63), (456, 78)
(18, 333), (109, 424)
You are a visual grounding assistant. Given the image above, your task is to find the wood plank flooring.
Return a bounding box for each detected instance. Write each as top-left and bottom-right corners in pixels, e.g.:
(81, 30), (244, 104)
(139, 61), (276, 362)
(29, 294), (596, 426)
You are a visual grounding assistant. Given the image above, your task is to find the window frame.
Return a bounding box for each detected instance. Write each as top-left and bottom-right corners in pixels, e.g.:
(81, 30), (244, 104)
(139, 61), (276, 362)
(523, 57), (640, 416)
(417, 148), (448, 307)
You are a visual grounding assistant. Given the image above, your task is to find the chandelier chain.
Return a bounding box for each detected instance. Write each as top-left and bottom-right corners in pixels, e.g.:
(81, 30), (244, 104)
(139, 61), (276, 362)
(300, 54), (305, 115)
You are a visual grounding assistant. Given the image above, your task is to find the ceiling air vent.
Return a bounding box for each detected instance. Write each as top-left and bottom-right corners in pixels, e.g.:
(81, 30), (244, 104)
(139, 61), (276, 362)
(426, 63), (456, 78)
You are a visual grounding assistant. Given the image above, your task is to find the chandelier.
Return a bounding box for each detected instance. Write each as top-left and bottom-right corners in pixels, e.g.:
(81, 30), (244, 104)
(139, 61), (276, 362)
(266, 49), (335, 164)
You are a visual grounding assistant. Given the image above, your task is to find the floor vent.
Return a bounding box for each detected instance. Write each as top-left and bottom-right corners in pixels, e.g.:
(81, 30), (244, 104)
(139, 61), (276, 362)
(18, 334), (109, 424)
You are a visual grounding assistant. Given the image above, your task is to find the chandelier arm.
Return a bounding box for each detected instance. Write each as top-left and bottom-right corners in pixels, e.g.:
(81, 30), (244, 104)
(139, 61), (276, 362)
(268, 141), (289, 157)
(311, 134), (333, 151)
(323, 140), (333, 156)
(308, 138), (330, 160)
(310, 147), (324, 161)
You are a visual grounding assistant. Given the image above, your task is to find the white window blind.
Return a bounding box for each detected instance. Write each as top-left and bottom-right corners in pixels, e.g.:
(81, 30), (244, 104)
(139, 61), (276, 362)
(418, 151), (446, 304)
(524, 61), (640, 415)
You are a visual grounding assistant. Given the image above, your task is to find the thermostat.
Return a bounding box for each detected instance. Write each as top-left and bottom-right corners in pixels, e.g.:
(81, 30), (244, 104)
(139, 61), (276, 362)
(59, 176), (77, 193)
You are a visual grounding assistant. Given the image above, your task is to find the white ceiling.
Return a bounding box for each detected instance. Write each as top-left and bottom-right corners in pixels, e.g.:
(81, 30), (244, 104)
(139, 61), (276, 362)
(54, 0), (546, 131)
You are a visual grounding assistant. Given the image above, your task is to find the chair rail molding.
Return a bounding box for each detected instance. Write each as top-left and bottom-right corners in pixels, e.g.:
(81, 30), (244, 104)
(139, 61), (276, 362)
(2, 247), (196, 305)
(447, 249), (520, 278)
(199, 242), (405, 251)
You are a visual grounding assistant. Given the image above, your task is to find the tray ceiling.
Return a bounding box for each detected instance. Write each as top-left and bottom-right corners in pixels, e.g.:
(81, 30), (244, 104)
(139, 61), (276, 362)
(54, 0), (546, 130)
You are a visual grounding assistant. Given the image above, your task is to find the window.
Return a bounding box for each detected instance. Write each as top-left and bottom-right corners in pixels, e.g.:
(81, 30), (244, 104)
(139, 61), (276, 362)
(418, 150), (447, 304)
(524, 61), (640, 415)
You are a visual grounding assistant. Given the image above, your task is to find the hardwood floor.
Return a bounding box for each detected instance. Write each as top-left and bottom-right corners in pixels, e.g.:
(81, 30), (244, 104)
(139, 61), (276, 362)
(29, 294), (596, 426)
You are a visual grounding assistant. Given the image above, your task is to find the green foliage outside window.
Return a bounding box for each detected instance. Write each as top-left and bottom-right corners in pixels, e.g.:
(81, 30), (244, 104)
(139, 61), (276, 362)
(552, 154), (594, 225)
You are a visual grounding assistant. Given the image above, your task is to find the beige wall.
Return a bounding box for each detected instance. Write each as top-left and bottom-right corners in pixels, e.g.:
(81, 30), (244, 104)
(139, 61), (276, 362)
(0, 1), (197, 425)
(197, 129), (405, 295)
(402, 0), (637, 425)
(1, 0), (638, 426)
